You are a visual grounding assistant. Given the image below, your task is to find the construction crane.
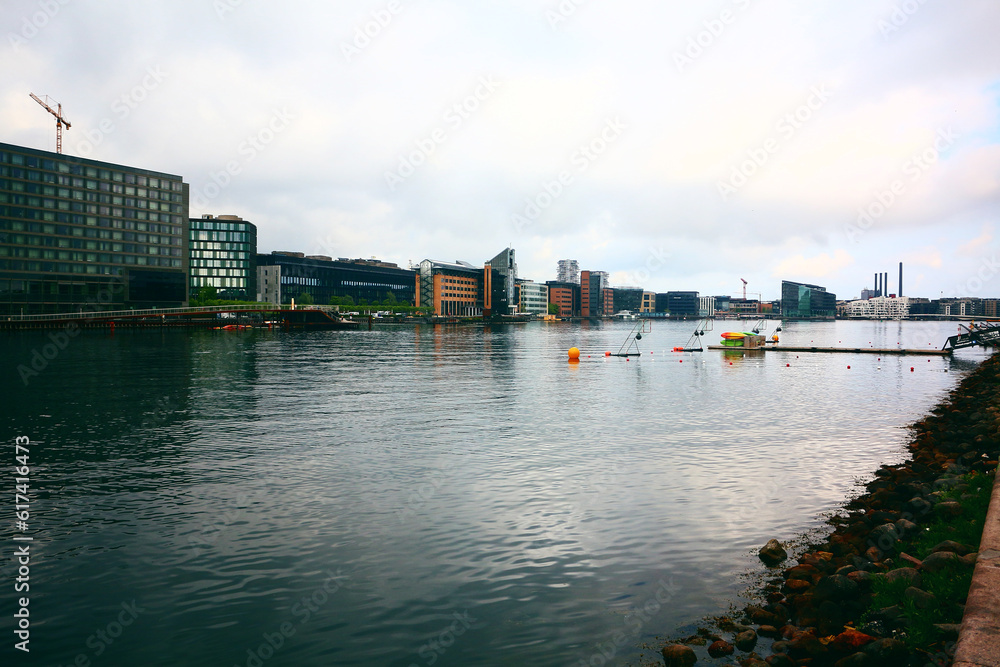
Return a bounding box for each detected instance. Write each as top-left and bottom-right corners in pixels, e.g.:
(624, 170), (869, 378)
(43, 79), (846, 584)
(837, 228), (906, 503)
(29, 93), (71, 154)
(740, 278), (748, 300)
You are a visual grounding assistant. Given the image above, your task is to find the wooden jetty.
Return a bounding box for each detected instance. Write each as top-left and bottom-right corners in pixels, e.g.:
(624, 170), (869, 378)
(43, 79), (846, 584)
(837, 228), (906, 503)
(707, 345), (951, 356)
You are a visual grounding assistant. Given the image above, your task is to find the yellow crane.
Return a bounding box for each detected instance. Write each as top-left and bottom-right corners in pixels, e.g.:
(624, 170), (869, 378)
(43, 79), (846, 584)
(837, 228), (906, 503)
(29, 93), (71, 154)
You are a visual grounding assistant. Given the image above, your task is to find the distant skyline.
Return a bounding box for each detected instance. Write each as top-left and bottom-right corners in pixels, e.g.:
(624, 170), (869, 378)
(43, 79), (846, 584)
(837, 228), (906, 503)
(3, 0), (998, 301)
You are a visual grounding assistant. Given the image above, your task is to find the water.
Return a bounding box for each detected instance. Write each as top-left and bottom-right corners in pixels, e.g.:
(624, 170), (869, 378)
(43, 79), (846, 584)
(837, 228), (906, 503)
(0, 319), (989, 666)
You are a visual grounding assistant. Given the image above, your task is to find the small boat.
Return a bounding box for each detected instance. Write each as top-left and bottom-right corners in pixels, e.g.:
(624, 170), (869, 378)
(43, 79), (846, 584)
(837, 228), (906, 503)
(720, 331), (747, 340)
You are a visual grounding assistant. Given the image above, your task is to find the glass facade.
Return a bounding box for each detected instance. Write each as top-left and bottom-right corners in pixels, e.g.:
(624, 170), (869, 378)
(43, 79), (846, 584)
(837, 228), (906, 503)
(781, 280), (837, 319)
(259, 253), (416, 306)
(189, 215), (257, 300)
(0, 142), (189, 315)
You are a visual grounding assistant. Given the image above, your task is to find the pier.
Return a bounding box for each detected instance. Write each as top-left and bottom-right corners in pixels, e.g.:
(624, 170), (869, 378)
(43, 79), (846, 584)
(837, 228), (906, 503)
(707, 344), (952, 356)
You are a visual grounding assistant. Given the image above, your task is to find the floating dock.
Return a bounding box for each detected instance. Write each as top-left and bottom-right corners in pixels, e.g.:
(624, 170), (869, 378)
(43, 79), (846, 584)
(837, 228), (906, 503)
(707, 345), (951, 356)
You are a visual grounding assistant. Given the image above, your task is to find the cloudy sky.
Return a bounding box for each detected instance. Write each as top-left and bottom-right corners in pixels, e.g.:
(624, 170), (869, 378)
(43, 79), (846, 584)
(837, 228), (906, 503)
(3, 0), (998, 300)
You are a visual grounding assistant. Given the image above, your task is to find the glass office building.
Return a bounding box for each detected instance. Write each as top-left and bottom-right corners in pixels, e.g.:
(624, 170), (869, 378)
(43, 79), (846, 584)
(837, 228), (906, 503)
(781, 280), (837, 319)
(189, 215), (257, 300)
(0, 142), (189, 315)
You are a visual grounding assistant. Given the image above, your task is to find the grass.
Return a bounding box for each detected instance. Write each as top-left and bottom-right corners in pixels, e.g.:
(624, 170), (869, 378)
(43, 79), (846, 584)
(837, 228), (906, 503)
(859, 470), (994, 650)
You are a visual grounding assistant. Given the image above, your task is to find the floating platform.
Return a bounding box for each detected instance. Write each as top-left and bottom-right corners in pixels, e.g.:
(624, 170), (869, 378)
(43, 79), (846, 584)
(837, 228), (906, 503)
(707, 345), (951, 356)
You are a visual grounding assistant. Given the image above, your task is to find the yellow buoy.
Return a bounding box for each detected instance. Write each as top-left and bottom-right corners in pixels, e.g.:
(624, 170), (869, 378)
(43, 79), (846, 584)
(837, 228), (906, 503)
(568, 347), (580, 360)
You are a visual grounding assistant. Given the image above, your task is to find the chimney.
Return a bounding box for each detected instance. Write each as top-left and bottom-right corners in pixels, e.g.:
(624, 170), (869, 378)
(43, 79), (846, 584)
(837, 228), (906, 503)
(899, 262), (903, 298)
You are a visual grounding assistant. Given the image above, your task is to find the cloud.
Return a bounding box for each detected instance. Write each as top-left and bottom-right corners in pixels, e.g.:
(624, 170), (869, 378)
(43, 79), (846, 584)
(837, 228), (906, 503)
(772, 249), (854, 281)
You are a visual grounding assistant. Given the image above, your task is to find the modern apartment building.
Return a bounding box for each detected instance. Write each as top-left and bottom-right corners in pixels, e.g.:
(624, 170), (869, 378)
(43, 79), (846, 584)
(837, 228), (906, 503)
(189, 214), (256, 300)
(0, 141), (189, 315)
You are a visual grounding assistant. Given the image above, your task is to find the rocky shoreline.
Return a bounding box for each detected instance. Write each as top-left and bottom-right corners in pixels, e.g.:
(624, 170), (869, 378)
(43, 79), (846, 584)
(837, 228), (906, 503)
(660, 353), (1000, 667)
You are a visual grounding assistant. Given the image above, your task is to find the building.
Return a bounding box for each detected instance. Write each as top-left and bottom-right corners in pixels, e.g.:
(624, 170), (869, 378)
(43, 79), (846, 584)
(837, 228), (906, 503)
(416, 259), (482, 316)
(640, 291), (656, 313)
(516, 279), (548, 315)
(545, 280), (579, 317)
(189, 214), (256, 300)
(713, 295), (731, 312)
(556, 259), (580, 284)
(485, 247), (517, 317)
(0, 141), (189, 315)
(781, 280), (837, 319)
(664, 291), (699, 317)
(612, 287), (644, 314)
(580, 270), (610, 317)
(256, 252), (416, 306)
(842, 296), (911, 320)
(699, 295), (716, 317)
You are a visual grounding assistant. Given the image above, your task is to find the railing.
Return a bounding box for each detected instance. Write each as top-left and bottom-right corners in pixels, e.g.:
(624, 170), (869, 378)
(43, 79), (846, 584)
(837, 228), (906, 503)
(4, 304), (341, 322)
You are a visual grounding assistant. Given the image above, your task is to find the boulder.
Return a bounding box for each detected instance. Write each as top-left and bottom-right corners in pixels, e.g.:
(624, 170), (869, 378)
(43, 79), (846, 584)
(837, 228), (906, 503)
(883, 567), (921, 587)
(661, 643), (696, 667)
(759, 539), (787, 566)
(920, 550), (960, 573)
(934, 500), (963, 518)
(868, 523), (899, 551)
(707, 639), (734, 657)
(757, 624), (781, 638)
(864, 637), (907, 664)
(765, 654), (795, 667)
(832, 628), (876, 652)
(931, 540), (972, 555)
(734, 629), (758, 651)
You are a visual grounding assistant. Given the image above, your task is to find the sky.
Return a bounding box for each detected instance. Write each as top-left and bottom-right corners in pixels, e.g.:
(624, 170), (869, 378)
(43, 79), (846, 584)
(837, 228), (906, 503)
(3, 0), (999, 301)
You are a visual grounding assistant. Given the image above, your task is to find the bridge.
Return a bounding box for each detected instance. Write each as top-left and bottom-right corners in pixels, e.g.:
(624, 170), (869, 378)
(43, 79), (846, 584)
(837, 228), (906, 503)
(0, 304), (360, 331)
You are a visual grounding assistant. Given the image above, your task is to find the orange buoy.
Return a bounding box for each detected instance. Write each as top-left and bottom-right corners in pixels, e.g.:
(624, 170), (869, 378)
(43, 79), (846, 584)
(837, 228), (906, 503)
(568, 347), (580, 360)
(847, 365), (851, 369)
(605, 351), (611, 357)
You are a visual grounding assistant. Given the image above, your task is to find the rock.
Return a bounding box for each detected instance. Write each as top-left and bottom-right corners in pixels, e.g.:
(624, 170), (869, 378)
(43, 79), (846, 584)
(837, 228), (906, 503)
(864, 637), (907, 664)
(834, 652), (870, 666)
(904, 496), (933, 515)
(931, 540), (972, 555)
(734, 629), (758, 651)
(814, 574), (859, 601)
(835, 564), (858, 576)
(904, 586), (936, 609)
(757, 625), (781, 638)
(883, 567), (921, 587)
(765, 654), (795, 667)
(746, 605), (780, 626)
(783, 578), (811, 593)
(935, 500), (963, 518)
(788, 630), (826, 660)
(738, 657), (767, 667)
(785, 563), (821, 582)
(682, 635), (706, 646)
(661, 643), (696, 667)
(759, 539), (787, 566)
(868, 523), (899, 551)
(962, 552), (979, 566)
(707, 639), (734, 657)
(771, 640), (792, 654)
(832, 628), (876, 652)
(920, 550), (960, 573)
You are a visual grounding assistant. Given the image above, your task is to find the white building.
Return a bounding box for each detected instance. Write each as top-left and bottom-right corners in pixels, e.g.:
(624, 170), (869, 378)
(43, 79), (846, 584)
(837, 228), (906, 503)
(699, 295), (716, 317)
(518, 280), (549, 315)
(557, 259), (580, 284)
(842, 296), (911, 319)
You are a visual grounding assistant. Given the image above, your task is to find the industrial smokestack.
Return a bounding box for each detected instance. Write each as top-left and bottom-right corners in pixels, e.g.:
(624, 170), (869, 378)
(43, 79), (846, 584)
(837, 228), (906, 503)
(874, 273), (879, 297)
(899, 262), (903, 298)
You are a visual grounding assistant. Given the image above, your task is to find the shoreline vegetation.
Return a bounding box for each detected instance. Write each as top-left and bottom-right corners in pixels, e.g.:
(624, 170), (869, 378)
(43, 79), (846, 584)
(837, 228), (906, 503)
(656, 353), (1000, 667)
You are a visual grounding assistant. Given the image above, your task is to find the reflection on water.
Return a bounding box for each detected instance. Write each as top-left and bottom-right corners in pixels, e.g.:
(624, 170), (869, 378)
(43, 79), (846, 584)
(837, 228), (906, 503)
(0, 320), (988, 666)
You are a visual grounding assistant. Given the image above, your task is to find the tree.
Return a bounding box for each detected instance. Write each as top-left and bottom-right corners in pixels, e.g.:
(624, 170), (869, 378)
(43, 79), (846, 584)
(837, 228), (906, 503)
(195, 285), (217, 305)
(341, 295), (355, 306)
(297, 292), (314, 305)
(548, 303), (559, 315)
(382, 291), (398, 306)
